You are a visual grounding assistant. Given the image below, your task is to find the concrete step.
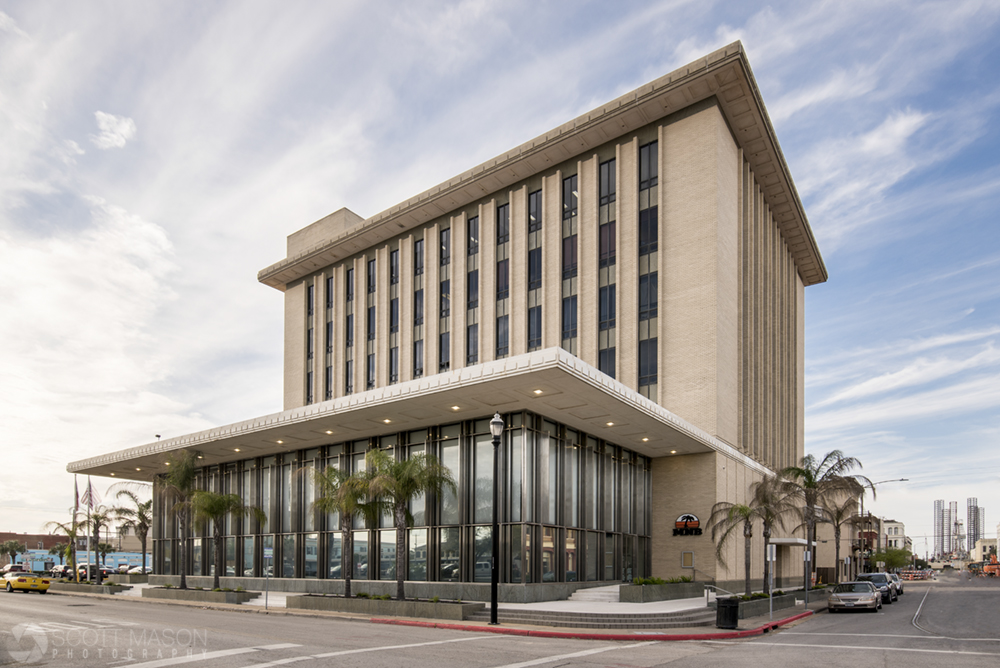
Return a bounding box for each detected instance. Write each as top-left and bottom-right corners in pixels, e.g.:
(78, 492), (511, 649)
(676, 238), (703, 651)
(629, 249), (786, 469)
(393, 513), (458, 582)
(465, 607), (716, 629)
(568, 585), (621, 602)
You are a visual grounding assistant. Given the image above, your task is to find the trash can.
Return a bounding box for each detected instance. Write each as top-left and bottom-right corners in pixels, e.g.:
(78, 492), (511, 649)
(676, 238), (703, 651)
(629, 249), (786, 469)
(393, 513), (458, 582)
(716, 597), (739, 629)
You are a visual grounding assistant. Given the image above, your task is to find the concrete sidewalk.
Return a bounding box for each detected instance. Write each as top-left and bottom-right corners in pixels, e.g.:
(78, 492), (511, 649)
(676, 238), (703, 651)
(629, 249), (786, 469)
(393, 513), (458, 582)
(50, 584), (828, 641)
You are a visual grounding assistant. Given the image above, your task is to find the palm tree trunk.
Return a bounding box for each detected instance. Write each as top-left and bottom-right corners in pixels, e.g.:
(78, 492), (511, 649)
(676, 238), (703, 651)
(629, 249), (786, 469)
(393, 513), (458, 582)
(395, 504), (406, 601)
(94, 527), (103, 585)
(214, 528), (223, 590)
(342, 517), (353, 599)
(744, 524), (752, 596)
(140, 533), (147, 576)
(834, 526), (841, 584)
(178, 512), (188, 590)
(763, 526), (772, 596)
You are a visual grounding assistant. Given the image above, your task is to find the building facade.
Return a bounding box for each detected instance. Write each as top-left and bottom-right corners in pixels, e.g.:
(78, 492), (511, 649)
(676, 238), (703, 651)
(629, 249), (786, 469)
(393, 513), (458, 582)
(69, 43), (826, 597)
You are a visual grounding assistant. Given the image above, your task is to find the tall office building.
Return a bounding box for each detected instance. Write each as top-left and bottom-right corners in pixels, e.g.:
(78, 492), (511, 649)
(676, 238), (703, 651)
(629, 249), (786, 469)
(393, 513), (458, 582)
(70, 43), (826, 595)
(967, 498), (982, 550)
(934, 500), (945, 558)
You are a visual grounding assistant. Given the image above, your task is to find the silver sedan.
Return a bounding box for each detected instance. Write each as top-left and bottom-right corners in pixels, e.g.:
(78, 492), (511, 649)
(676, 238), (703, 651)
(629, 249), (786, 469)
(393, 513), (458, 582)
(827, 581), (882, 613)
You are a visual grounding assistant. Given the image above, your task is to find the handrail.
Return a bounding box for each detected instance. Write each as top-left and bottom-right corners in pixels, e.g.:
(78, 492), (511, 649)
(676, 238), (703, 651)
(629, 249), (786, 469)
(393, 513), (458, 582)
(703, 584), (737, 605)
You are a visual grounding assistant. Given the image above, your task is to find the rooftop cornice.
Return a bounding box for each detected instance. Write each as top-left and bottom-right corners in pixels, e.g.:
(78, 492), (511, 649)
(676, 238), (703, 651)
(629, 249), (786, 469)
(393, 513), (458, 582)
(258, 42), (826, 291)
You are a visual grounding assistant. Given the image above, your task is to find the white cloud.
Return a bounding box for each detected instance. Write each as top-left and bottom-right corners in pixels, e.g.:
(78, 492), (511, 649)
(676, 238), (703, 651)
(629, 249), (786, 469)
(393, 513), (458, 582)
(89, 111), (136, 149)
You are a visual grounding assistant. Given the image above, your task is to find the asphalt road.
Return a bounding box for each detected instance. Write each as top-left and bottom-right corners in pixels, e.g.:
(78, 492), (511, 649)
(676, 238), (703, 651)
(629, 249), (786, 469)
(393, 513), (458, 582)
(0, 571), (996, 668)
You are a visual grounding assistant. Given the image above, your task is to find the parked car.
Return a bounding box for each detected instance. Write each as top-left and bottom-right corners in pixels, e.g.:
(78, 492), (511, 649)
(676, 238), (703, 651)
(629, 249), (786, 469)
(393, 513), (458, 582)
(827, 581), (882, 613)
(0, 564), (25, 575)
(856, 573), (897, 603)
(889, 573), (904, 595)
(49, 564), (72, 578)
(3, 571), (50, 594)
(127, 566), (151, 575)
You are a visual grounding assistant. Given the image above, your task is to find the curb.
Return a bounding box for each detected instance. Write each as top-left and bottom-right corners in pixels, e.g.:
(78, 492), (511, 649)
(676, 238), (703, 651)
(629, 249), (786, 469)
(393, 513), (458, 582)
(370, 610), (815, 641)
(49, 589), (817, 640)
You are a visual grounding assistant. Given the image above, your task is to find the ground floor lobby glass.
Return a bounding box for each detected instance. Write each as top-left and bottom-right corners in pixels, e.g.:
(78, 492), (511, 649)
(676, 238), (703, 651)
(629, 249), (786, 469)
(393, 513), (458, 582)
(153, 411), (651, 584)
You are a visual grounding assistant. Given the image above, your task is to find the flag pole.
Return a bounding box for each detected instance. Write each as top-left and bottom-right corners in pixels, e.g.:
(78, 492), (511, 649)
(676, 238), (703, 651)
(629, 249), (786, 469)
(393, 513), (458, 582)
(86, 476), (92, 581)
(74, 475), (80, 582)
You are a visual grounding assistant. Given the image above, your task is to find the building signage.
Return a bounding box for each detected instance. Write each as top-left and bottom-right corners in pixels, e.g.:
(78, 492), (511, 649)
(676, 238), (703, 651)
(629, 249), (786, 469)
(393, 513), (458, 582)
(673, 514), (702, 536)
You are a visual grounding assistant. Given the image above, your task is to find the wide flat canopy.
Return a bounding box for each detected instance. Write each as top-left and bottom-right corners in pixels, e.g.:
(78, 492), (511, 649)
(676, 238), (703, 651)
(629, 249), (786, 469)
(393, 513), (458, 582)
(68, 347), (771, 482)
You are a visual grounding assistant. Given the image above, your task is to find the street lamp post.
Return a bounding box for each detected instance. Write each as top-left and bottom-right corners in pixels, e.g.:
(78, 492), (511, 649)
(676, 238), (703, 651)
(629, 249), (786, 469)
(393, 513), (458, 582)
(859, 478), (907, 574)
(489, 412), (504, 626)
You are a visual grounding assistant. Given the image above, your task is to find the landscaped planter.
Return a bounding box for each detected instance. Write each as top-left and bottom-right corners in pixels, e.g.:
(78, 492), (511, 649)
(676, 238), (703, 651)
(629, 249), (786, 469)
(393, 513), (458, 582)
(49, 582), (130, 595)
(619, 582), (704, 602)
(142, 588), (260, 605)
(109, 574), (149, 584)
(712, 594), (799, 619)
(287, 595), (484, 620)
(793, 588), (830, 603)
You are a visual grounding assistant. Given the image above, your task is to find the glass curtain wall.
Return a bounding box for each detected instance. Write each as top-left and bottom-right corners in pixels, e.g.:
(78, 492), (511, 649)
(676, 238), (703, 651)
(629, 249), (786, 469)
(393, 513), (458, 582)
(151, 412), (651, 584)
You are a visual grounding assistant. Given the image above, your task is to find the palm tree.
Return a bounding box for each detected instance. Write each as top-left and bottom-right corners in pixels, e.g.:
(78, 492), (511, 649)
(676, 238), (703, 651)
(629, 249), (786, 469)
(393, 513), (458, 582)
(43, 517), (85, 582)
(97, 542), (115, 567)
(110, 486), (153, 577)
(751, 476), (795, 596)
(709, 501), (757, 596)
(191, 490), (266, 590)
(365, 448), (456, 601)
(311, 463), (370, 598)
(84, 506), (114, 584)
(780, 450), (872, 589)
(1, 540), (26, 568)
(817, 492), (864, 583)
(48, 543), (68, 566)
(158, 450), (200, 589)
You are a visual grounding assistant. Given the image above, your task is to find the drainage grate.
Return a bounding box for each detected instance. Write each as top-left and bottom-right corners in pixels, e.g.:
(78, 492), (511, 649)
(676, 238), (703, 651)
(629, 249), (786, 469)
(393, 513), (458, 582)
(65, 604), (94, 607)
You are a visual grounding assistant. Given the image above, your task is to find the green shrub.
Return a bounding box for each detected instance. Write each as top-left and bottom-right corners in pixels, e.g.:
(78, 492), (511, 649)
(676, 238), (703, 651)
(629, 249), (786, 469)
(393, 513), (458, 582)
(431, 596), (439, 603)
(376, 594), (390, 600)
(235, 586), (245, 592)
(356, 592), (370, 599)
(163, 583), (173, 589)
(212, 587), (222, 592)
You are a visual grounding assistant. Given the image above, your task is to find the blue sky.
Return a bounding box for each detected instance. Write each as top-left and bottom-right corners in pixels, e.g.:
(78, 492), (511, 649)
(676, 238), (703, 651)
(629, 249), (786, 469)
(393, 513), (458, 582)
(1, 1), (998, 557)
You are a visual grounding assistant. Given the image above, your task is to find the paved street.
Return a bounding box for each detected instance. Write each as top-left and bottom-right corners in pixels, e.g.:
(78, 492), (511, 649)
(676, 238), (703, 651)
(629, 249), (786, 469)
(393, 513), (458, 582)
(0, 571), (996, 667)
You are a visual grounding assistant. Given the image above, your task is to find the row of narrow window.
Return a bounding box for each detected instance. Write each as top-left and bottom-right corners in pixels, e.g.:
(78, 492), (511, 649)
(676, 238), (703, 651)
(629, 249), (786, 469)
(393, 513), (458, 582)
(304, 143), (659, 401)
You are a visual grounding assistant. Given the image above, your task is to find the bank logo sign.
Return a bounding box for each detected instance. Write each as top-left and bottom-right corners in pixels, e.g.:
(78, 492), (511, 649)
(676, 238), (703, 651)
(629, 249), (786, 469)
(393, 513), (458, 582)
(673, 513), (702, 536)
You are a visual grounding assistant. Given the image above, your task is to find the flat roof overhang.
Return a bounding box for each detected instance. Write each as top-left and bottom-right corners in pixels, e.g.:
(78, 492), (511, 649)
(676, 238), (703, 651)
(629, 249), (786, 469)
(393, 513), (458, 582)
(258, 41), (827, 292)
(68, 348), (772, 482)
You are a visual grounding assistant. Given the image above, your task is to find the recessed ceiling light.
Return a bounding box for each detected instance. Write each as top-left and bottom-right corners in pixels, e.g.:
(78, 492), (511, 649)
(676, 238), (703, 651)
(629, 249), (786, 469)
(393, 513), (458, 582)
(642, 438), (649, 442)
(234, 448), (241, 452)
(670, 450), (677, 454)
(276, 440), (283, 444)
(383, 419), (391, 424)
(136, 468), (141, 471)
(325, 430), (333, 435)
(533, 389), (543, 395)
(451, 406), (460, 411)
(606, 422), (614, 427)
(197, 455), (203, 459)
(110, 473), (115, 476)
(165, 462), (171, 466)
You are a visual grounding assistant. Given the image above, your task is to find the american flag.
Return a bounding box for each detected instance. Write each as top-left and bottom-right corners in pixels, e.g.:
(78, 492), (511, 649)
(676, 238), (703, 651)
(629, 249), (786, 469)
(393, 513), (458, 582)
(80, 477), (101, 509)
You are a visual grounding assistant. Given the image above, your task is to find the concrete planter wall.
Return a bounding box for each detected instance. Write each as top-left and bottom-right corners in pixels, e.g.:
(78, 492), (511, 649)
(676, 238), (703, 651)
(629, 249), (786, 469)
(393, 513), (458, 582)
(287, 595), (484, 620)
(142, 588), (260, 605)
(49, 582), (129, 595)
(793, 588), (830, 602)
(109, 574), (149, 584)
(148, 575), (605, 603)
(734, 594), (798, 619)
(619, 582), (704, 602)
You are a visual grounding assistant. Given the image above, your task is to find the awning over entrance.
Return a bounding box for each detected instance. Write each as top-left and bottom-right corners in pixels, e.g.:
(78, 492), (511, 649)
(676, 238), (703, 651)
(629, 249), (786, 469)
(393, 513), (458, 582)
(68, 347), (771, 482)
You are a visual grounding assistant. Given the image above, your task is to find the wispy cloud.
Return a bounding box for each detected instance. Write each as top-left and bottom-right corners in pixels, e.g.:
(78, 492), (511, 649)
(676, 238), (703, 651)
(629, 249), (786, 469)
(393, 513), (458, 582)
(89, 111), (136, 149)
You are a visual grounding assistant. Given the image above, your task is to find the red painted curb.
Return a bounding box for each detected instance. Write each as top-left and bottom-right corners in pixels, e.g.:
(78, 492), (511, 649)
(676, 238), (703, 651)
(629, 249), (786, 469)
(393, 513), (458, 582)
(370, 609), (814, 641)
